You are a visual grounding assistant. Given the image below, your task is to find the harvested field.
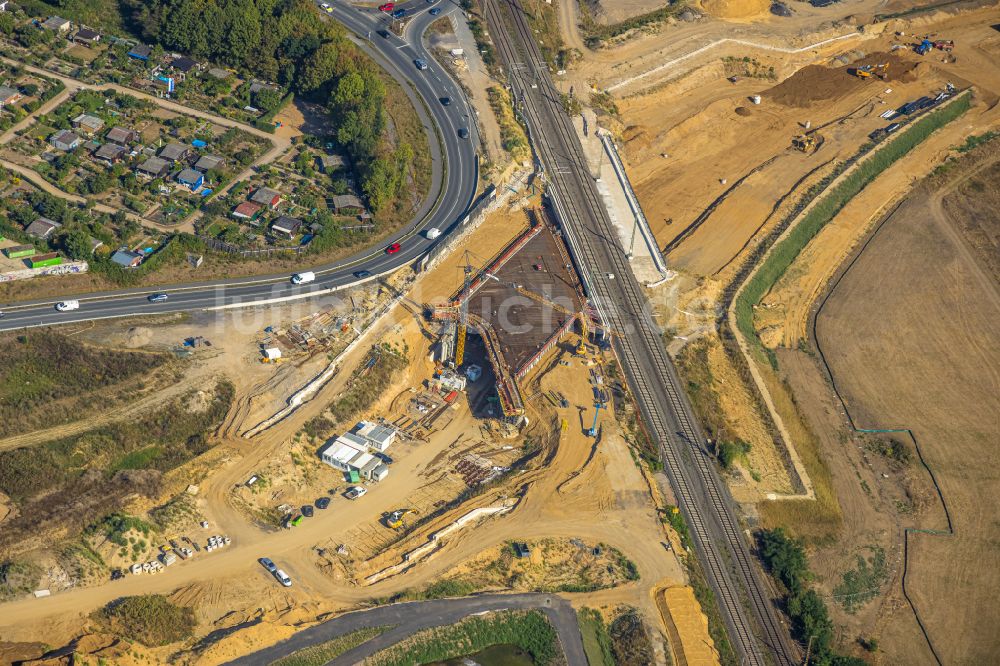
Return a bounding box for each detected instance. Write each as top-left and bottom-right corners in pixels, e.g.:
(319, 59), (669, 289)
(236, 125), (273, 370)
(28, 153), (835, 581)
(940, 155), (1000, 280)
(810, 156), (1000, 663)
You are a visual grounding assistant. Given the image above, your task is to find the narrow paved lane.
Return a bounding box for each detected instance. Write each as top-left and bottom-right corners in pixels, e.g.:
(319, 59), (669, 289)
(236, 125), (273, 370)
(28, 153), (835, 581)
(221, 593), (586, 666)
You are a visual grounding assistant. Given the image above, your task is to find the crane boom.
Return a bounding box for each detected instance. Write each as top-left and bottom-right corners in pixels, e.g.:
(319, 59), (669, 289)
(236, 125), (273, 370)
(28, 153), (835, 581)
(455, 253), (474, 366)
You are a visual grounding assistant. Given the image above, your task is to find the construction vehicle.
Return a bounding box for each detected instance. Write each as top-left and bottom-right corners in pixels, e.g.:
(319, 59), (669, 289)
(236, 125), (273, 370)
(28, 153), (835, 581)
(384, 508), (418, 529)
(852, 62), (888, 80)
(915, 39), (933, 55)
(587, 400), (603, 437)
(791, 134), (817, 153)
(934, 40), (954, 52)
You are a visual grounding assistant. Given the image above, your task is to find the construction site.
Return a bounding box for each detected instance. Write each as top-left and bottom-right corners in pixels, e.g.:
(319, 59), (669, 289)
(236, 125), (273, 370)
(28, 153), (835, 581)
(1, 0), (999, 664)
(428, 209), (599, 423)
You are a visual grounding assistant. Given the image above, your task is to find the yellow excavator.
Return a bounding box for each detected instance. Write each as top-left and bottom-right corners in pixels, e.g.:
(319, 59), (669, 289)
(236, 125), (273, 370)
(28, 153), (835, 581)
(384, 508), (418, 529)
(853, 62), (889, 80)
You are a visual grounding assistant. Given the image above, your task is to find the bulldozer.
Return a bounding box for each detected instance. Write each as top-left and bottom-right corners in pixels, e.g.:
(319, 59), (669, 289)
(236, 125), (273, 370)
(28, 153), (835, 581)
(791, 134), (822, 154)
(383, 508), (418, 529)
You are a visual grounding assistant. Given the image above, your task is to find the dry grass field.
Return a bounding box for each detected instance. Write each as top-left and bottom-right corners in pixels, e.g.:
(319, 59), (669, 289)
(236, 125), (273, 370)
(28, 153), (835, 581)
(808, 147), (1000, 663)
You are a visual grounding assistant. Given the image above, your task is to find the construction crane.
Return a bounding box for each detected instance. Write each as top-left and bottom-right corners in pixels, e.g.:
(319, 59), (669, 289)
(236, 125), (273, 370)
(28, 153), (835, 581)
(383, 508), (418, 529)
(454, 252), (475, 367)
(587, 400), (603, 437)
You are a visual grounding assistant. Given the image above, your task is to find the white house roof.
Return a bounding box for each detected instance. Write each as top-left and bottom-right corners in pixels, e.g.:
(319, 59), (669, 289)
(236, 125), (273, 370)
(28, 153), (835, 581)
(354, 421), (396, 448)
(320, 434), (372, 470)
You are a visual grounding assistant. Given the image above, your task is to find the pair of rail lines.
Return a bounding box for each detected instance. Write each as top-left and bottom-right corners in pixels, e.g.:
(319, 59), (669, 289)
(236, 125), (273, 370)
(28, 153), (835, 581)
(482, 0), (799, 663)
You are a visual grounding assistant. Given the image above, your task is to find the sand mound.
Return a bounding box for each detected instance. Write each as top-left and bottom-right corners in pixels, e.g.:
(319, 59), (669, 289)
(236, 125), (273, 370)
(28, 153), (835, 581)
(765, 52), (918, 107)
(123, 326), (153, 348)
(700, 0), (769, 19)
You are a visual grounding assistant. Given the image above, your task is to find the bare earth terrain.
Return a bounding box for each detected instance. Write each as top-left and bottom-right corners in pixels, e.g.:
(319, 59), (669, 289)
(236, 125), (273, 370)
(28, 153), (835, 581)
(809, 150), (1000, 663)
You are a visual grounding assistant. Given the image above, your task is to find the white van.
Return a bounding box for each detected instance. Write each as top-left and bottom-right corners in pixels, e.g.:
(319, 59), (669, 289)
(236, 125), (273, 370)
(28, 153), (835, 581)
(425, 227), (441, 240)
(290, 271), (315, 285)
(55, 300), (80, 312)
(274, 569), (292, 587)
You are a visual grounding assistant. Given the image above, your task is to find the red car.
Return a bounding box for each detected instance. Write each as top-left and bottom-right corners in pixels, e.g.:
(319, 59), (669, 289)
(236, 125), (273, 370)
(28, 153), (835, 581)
(378, 2), (394, 11)
(386, 242), (401, 254)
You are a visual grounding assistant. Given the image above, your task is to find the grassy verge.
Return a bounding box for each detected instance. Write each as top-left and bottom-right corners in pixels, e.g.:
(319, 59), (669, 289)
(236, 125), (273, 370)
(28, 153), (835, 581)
(366, 610), (560, 666)
(381, 69), (433, 219)
(0, 381), (234, 559)
(578, 608), (615, 666)
(675, 338), (757, 470)
(734, 92), (971, 363)
(487, 86), (530, 161)
(684, 550), (737, 666)
(755, 364), (841, 540)
(270, 627), (390, 666)
(0, 330), (173, 439)
(520, 0), (571, 70)
(96, 594), (195, 647)
(0, 380), (234, 503)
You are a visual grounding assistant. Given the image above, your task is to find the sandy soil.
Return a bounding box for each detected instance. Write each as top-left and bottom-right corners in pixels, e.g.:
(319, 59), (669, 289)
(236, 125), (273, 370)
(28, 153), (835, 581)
(699, 0), (771, 21)
(0, 201), (695, 664)
(618, 48), (955, 277)
(579, 0), (670, 26)
(805, 148), (1000, 662)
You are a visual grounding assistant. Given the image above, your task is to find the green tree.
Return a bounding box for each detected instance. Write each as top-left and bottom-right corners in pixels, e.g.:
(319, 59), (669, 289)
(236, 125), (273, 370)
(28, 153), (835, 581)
(62, 229), (93, 260)
(298, 42), (341, 94)
(758, 528), (808, 593)
(787, 589), (833, 655)
(253, 87), (282, 112)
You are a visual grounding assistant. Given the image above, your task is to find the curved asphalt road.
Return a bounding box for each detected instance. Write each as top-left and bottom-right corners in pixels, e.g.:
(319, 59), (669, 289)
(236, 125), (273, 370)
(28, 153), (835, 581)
(222, 593), (586, 666)
(0, 1), (479, 332)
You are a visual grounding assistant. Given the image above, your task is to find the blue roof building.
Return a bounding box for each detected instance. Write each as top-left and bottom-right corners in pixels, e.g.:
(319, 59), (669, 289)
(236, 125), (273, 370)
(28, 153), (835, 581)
(128, 44), (152, 60)
(176, 168), (204, 191)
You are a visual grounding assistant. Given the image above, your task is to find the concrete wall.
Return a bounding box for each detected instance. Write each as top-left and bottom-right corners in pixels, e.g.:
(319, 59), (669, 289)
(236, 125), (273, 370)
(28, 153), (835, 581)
(0, 260), (88, 283)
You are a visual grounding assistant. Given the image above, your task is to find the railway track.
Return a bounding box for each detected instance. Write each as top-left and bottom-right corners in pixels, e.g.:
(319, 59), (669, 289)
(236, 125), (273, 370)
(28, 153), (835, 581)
(482, 0), (800, 663)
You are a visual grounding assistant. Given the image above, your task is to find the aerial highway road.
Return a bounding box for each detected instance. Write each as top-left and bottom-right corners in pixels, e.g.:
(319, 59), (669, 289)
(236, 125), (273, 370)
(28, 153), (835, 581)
(482, 0), (799, 663)
(0, 1), (478, 332)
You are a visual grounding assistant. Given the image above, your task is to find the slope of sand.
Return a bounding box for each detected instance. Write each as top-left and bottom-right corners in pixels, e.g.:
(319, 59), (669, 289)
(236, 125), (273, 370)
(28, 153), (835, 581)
(700, 0), (770, 20)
